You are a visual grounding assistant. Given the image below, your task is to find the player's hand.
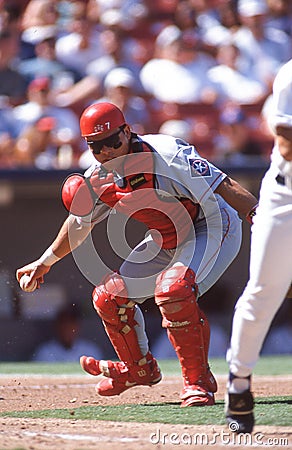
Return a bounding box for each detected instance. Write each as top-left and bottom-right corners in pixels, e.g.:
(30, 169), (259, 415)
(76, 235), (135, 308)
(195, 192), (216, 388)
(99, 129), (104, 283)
(16, 261), (51, 289)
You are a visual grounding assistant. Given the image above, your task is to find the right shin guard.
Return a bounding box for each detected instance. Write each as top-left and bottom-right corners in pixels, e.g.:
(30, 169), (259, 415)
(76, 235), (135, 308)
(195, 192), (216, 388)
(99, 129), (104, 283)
(92, 273), (146, 365)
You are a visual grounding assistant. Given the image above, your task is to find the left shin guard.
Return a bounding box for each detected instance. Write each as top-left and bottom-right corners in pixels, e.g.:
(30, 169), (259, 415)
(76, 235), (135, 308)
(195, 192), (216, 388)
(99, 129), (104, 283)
(155, 265), (217, 391)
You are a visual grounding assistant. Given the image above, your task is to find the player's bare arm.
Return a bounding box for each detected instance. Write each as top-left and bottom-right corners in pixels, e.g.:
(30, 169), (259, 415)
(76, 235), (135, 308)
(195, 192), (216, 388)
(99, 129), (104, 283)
(214, 176), (258, 219)
(49, 215), (93, 259)
(275, 126), (292, 161)
(16, 215), (93, 288)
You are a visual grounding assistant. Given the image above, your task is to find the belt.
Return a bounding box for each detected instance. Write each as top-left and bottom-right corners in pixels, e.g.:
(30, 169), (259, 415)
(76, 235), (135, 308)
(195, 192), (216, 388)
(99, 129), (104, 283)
(276, 174), (292, 189)
(276, 174), (285, 185)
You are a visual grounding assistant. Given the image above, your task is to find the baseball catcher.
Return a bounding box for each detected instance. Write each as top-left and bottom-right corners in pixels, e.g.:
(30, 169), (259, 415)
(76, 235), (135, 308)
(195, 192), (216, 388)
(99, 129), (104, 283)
(16, 102), (257, 407)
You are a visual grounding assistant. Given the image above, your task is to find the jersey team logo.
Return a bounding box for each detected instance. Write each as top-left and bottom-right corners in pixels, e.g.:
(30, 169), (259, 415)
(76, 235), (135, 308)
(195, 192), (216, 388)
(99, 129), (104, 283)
(189, 158), (211, 177)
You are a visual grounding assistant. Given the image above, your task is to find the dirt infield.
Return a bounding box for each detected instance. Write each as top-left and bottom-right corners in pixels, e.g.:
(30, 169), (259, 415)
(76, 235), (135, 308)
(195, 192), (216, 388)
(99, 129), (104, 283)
(0, 374), (291, 449)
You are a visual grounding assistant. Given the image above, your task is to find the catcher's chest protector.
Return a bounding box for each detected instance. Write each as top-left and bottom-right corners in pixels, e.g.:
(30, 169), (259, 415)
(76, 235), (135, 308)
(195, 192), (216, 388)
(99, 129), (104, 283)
(93, 142), (199, 249)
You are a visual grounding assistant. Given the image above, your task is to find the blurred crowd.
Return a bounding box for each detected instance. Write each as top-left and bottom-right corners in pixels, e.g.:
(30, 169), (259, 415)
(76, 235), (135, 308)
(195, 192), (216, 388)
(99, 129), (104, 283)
(0, 0), (291, 170)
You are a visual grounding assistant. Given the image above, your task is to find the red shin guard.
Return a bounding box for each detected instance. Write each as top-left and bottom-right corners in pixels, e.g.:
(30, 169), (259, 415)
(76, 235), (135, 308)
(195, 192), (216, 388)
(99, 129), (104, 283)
(92, 272), (145, 364)
(83, 273), (162, 396)
(155, 266), (217, 395)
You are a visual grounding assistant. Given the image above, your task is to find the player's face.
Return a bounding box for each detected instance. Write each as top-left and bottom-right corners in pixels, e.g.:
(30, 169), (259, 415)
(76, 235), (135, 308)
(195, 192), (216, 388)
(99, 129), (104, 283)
(85, 125), (130, 167)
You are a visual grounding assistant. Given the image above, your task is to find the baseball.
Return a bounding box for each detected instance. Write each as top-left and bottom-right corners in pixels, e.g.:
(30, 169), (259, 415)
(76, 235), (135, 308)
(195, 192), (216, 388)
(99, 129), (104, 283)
(19, 274), (37, 292)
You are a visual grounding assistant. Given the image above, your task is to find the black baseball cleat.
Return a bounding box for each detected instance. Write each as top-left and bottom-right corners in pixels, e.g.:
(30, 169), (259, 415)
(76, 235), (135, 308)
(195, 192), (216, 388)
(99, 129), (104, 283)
(225, 390), (254, 434)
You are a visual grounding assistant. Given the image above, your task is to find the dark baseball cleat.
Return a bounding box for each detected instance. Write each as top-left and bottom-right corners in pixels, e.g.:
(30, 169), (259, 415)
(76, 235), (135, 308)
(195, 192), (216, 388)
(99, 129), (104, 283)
(225, 390), (254, 434)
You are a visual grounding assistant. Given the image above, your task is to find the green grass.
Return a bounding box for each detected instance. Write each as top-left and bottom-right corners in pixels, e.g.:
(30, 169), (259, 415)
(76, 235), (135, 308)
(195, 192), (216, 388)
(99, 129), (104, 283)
(0, 356), (291, 427)
(2, 398), (292, 427)
(0, 355), (291, 376)
(0, 361), (80, 375)
(160, 355), (292, 376)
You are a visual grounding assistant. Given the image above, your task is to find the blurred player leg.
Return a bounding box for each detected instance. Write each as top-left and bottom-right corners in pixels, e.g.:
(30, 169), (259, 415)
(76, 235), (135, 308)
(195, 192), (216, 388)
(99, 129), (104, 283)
(226, 172), (292, 432)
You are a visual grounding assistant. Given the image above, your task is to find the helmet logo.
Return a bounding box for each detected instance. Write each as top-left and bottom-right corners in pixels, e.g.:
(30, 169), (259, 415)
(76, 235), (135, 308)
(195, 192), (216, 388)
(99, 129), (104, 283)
(94, 122), (111, 133)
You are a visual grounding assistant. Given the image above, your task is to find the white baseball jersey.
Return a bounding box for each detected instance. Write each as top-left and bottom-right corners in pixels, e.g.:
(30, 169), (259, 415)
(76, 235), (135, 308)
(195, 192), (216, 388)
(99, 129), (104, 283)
(227, 59), (292, 377)
(270, 59), (292, 181)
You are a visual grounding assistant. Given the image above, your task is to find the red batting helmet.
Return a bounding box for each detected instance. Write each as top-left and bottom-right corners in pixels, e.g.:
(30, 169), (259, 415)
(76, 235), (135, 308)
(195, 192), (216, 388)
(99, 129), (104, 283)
(80, 102), (126, 137)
